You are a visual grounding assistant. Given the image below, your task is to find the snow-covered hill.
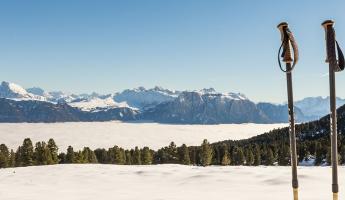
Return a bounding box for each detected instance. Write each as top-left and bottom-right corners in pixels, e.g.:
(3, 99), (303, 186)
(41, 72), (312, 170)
(0, 164), (344, 200)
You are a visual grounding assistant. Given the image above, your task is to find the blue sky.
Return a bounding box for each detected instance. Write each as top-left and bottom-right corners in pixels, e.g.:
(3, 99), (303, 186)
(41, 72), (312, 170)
(0, 0), (345, 103)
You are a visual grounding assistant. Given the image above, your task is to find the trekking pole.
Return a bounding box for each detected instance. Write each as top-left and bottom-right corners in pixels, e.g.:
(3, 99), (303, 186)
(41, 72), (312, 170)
(277, 22), (299, 200)
(322, 19), (345, 200)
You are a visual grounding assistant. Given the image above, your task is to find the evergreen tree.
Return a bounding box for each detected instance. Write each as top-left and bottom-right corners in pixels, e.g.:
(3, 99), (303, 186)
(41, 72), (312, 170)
(22, 138), (34, 166)
(298, 143), (308, 162)
(133, 146), (141, 165)
(308, 141), (317, 157)
(253, 145), (261, 166)
(82, 147), (98, 163)
(58, 153), (66, 164)
(339, 145), (345, 165)
(0, 144), (9, 168)
(94, 148), (108, 163)
(34, 141), (46, 165)
(245, 148), (254, 166)
(189, 147), (199, 165)
(15, 146), (23, 167)
(107, 148), (114, 163)
(233, 147), (245, 165)
(44, 146), (54, 165)
(167, 142), (179, 163)
(326, 147), (332, 165)
(75, 151), (85, 163)
(121, 148), (127, 164)
(200, 139), (213, 166)
(66, 146), (75, 163)
(265, 148), (274, 165)
(221, 145), (231, 166)
(82, 147), (90, 163)
(142, 147), (153, 165)
(9, 149), (15, 167)
(315, 142), (324, 165)
(125, 150), (132, 165)
(89, 150), (98, 163)
(47, 139), (59, 164)
(278, 144), (290, 166)
(213, 145), (221, 165)
(110, 146), (125, 164)
(179, 144), (191, 165)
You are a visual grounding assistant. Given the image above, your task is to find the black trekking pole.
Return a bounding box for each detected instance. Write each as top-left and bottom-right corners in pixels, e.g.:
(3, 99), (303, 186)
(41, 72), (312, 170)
(277, 22), (299, 200)
(322, 20), (345, 200)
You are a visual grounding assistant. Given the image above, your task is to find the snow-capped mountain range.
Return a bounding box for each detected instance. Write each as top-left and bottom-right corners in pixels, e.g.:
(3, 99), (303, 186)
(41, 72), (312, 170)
(0, 81), (176, 112)
(0, 81), (248, 112)
(0, 81), (344, 123)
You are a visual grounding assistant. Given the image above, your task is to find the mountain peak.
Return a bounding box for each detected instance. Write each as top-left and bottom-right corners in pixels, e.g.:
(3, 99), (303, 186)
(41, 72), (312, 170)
(153, 86), (164, 91)
(134, 86), (146, 92)
(27, 87), (47, 96)
(0, 81), (46, 101)
(1, 81), (28, 96)
(199, 88), (217, 94)
(226, 92), (247, 100)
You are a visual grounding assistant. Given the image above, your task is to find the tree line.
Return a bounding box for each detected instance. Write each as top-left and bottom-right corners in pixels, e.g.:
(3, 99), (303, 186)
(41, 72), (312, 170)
(0, 132), (344, 168)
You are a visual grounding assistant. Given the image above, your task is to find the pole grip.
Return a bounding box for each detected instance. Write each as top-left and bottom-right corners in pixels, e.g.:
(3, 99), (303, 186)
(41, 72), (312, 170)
(277, 22), (293, 63)
(322, 20), (336, 64)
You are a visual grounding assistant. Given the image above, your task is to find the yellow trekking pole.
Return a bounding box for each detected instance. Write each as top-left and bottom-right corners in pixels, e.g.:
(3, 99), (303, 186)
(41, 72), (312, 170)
(277, 22), (299, 200)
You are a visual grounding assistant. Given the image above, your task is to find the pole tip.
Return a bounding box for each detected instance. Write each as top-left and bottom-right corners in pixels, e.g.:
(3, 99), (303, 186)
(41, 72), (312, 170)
(333, 192), (338, 200)
(322, 20), (335, 28)
(277, 22), (288, 29)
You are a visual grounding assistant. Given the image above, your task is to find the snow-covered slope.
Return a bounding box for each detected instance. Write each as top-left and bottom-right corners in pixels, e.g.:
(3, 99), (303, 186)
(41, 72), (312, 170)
(1, 164), (344, 200)
(114, 86), (180, 110)
(69, 96), (133, 112)
(198, 88), (247, 100)
(0, 81), (45, 101)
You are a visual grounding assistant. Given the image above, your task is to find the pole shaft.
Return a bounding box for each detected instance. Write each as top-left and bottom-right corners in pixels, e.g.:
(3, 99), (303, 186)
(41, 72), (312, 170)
(286, 63), (298, 190)
(329, 58), (339, 194)
(324, 24), (339, 195)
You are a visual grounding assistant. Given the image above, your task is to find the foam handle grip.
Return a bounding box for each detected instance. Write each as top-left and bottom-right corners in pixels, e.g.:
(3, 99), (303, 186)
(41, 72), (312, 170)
(322, 20), (336, 64)
(277, 22), (293, 63)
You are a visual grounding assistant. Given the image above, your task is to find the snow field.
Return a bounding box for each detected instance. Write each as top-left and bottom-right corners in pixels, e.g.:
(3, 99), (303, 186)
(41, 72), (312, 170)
(0, 164), (343, 200)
